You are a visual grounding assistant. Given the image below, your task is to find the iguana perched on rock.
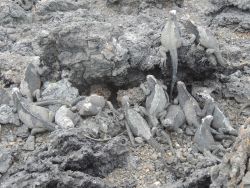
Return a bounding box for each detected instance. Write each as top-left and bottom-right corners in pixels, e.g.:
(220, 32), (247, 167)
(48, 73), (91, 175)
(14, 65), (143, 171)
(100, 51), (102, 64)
(197, 91), (237, 136)
(121, 95), (165, 154)
(140, 75), (175, 154)
(184, 19), (228, 67)
(176, 81), (202, 129)
(160, 104), (186, 132)
(194, 115), (225, 162)
(12, 87), (59, 136)
(176, 81), (221, 135)
(160, 10), (182, 100)
(140, 75), (170, 128)
(20, 60), (47, 102)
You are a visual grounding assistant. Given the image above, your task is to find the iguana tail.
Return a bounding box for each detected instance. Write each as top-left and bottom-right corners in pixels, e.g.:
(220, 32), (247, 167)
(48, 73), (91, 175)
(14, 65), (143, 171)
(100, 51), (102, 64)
(214, 51), (227, 67)
(148, 137), (178, 176)
(169, 48), (178, 101)
(34, 99), (71, 107)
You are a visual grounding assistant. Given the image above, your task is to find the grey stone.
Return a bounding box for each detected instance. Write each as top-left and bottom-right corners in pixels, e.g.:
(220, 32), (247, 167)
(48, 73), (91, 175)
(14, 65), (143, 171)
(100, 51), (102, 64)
(55, 105), (79, 129)
(16, 126), (29, 138)
(127, 154), (140, 169)
(0, 105), (20, 126)
(0, 149), (12, 174)
(0, 88), (11, 105)
(42, 79), (79, 102)
(22, 135), (35, 151)
(0, 128), (128, 187)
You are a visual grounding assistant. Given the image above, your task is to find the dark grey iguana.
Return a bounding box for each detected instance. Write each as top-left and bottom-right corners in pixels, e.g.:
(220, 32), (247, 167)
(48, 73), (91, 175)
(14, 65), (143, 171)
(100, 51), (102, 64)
(160, 104), (186, 132)
(176, 81), (221, 135)
(197, 91), (237, 136)
(176, 81), (202, 129)
(140, 75), (170, 128)
(194, 115), (225, 162)
(140, 75), (175, 155)
(121, 96), (165, 154)
(160, 10), (182, 100)
(184, 19), (228, 67)
(12, 87), (59, 136)
(20, 61), (47, 102)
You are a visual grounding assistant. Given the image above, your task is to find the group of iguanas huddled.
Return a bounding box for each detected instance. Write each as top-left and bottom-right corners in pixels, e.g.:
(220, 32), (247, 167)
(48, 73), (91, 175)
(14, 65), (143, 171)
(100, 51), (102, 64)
(8, 57), (237, 162)
(123, 74), (237, 163)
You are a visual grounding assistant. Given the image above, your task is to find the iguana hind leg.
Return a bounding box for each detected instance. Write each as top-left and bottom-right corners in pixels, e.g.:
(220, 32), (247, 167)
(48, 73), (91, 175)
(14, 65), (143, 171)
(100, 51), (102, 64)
(159, 46), (168, 72)
(33, 89), (41, 101)
(160, 130), (176, 157)
(31, 127), (47, 136)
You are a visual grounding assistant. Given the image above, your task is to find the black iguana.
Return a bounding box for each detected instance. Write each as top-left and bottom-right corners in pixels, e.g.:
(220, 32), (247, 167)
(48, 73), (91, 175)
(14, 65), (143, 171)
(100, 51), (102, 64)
(20, 61), (47, 102)
(121, 96), (165, 153)
(160, 10), (182, 100)
(176, 81), (222, 135)
(197, 91), (237, 136)
(194, 115), (225, 162)
(140, 75), (170, 128)
(12, 87), (59, 136)
(184, 19), (228, 67)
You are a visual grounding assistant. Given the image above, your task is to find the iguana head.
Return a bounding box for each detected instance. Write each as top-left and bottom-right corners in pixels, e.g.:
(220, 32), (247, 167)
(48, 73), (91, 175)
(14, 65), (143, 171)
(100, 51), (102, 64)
(196, 90), (214, 104)
(177, 81), (192, 102)
(12, 87), (21, 105)
(169, 10), (177, 20)
(11, 87), (20, 95)
(146, 75), (157, 89)
(201, 115), (213, 128)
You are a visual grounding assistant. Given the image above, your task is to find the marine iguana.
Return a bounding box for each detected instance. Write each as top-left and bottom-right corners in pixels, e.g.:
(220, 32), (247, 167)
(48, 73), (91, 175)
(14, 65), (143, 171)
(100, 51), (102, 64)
(140, 75), (175, 154)
(140, 75), (170, 128)
(176, 81), (202, 129)
(194, 115), (225, 162)
(176, 81), (222, 135)
(160, 10), (182, 100)
(121, 96), (165, 154)
(160, 104), (186, 131)
(12, 87), (58, 136)
(184, 19), (228, 67)
(197, 91), (237, 136)
(20, 60), (47, 102)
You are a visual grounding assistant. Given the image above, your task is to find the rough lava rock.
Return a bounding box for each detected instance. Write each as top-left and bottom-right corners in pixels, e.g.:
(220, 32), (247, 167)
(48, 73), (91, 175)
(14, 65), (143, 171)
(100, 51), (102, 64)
(209, 0), (250, 32)
(0, 105), (20, 126)
(0, 128), (128, 188)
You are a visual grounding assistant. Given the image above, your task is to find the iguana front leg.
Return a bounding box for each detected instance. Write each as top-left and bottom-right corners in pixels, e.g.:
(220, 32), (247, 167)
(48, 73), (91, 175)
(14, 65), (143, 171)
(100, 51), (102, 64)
(214, 50), (228, 67)
(31, 127), (47, 136)
(124, 121), (136, 147)
(159, 46), (168, 71)
(33, 89), (41, 101)
(206, 49), (218, 66)
(159, 129), (176, 157)
(140, 83), (151, 96)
